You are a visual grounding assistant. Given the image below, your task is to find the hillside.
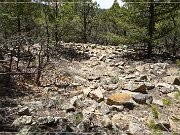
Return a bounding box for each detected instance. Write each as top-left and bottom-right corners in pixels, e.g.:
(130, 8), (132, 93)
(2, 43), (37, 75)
(0, 43), (180, 134)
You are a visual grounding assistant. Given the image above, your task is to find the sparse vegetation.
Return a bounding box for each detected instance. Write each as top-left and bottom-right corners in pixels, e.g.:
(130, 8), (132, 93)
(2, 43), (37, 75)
(175, 91), (180, 100)
(162, 98), (171, 106)
(148, 119), (162, 135)
(73, 112), (83, 125)
(176, 59), (180, 66)
(151, 105), (159, 119)
(110, 76), (119, 84)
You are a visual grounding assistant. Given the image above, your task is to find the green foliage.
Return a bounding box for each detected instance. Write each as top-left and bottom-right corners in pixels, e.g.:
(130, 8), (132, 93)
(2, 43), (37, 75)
(0, 0), (180, 56)
(162, 98), (171, 106)
(148, 119), (162, 135)
(175, 91), (180, 100)
(110, 76), (119, 84)
(73, 112), (83, 124)
(151, 105), (159, 119)
(176, 59), (180, 66)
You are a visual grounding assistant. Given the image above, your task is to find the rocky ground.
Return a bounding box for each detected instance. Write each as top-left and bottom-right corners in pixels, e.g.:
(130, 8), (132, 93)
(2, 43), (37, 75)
(0, 43), (180, 135)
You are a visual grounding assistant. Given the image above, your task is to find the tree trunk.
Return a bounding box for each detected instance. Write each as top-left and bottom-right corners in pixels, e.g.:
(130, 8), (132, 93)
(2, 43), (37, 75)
(172, 16), (177, 57)
(55, 1), (59, 47)
(16, 3), (21, 71)
(44, 5), (50, 63)
(147, 0), (155, 58)
(4, 28), (7, 39)
(36, 42), (43, 86)
(83, 1), (87, 43)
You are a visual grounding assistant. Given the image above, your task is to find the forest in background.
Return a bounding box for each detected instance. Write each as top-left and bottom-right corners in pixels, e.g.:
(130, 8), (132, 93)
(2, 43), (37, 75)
(0, 0), (180, 85)
(0, 0), (180, 56)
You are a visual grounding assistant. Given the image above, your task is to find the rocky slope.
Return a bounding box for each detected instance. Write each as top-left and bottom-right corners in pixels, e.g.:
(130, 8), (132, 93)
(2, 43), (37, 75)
(0, 43), (180, 135)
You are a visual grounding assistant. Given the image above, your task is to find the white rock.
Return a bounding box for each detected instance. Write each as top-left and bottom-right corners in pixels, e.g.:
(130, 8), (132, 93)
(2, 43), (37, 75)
(88, 88), (104, 101)
(12, 116), (32, 126)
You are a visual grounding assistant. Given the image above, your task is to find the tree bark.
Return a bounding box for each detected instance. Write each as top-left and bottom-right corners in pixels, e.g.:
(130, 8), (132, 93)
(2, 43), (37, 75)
(55, 1), (59, 47)
(44, 5), (50, 63)
(83, 0), (87, 43)
(147, 0), (155, 58)
(16, 2), (21, 71)
(172, 16), (177, 57)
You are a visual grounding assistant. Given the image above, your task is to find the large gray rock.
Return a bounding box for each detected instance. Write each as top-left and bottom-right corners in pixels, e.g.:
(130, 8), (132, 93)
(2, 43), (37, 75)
(12, 116), (32, 127)
(156, 83), (177, 94)
(132, 94), (152, 104)
(23, 101), (44, 111)
(128, 121), (147, 134)
(123, 81), (148, 93)
(37, 116), (56, 126)
(153, 63), (169, 69)
(99, 103), (110, 115)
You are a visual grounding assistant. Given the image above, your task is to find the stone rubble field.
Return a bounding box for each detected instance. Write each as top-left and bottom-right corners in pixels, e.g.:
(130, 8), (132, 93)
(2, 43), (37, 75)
(1, 43), (180, 135)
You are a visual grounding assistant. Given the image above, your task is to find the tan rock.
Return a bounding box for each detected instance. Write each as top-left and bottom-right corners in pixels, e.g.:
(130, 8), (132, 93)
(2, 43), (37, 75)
(107, 93), (132, 105)
(167, 67), (179, 76)
(136, 65), (145, 73)
(82, 87), (92, 95)
(162, 76), (180, 85)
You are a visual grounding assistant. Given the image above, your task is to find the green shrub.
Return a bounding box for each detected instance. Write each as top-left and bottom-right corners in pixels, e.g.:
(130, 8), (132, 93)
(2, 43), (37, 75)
(148, 119), (162, 135)
(110, 76), (119, 84)
(73, 112), (83, 124)
(176, 59), (180, 66)
(162, 98), (171, 106)
(151, 105), (159, 119)
(175, 91), (180, 100)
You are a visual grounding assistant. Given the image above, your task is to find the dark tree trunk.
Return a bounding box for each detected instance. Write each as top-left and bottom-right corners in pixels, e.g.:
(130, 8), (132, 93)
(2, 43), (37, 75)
(36, 42), (43, 86)
(172, 16), (177, 57)
(55, 1), (59, 47)
(147, 0), (155, 58)
(16, 15), (21, 71)
(44, 5), (50, 63)
(83, 0), (87, 43)
(4, 28), (7, 39)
